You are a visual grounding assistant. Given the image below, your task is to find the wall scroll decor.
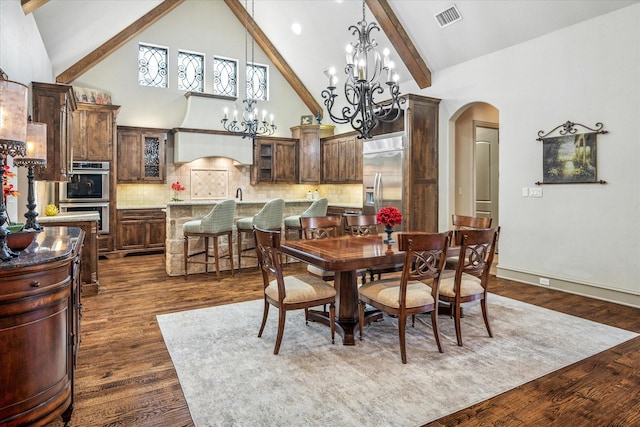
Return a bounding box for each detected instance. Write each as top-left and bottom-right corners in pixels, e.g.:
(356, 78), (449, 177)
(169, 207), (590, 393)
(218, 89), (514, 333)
(536, 120), (608, 185)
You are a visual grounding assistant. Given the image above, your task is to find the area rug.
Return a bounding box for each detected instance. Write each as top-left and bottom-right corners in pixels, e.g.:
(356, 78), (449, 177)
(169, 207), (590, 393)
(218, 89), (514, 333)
(157, 295), (637, 427)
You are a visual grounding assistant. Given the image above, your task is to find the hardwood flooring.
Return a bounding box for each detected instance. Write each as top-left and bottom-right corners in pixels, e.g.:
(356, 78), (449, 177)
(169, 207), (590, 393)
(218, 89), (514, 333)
(45, 254), (640, 426)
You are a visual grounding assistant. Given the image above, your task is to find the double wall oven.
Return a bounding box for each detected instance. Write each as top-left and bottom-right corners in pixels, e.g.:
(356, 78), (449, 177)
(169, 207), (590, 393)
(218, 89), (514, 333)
(59, 161), (110, 233)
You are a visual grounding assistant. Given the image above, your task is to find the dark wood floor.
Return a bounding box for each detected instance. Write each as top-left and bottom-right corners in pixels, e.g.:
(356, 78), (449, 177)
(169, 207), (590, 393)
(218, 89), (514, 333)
(46, 254), (640, 426)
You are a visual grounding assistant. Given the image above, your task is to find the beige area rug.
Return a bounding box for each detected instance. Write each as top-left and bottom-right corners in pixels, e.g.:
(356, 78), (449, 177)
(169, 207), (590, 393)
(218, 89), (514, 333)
(157, 295), (637, 427)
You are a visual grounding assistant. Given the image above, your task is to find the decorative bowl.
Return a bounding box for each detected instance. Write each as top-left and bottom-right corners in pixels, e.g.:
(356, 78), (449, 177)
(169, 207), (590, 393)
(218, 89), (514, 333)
(7, 230), (36, 251)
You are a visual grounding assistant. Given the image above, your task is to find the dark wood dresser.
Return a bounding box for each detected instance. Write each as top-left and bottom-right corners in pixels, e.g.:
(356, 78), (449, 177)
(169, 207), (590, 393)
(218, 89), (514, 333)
(0, 227), (84, 426)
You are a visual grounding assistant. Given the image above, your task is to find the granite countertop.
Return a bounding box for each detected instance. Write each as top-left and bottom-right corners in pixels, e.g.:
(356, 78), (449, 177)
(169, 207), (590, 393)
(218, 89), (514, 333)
(38, 211), (100, 222)
(0, 226), (83, 270)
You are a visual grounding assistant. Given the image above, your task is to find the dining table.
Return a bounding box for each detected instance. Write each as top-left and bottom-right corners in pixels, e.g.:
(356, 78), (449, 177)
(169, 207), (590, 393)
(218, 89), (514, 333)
(279, 233), (406, 345)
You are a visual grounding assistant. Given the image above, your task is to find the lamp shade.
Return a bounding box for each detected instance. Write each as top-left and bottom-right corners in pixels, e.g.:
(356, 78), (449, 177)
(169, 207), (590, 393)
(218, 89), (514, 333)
(0, 79), (28, 145)
(23, 121), (47, 164)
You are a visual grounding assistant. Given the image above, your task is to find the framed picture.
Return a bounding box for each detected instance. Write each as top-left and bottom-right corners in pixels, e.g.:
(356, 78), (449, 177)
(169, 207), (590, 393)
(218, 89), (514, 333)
(300, 115), (314, 125)
(537, 121), (607, 185)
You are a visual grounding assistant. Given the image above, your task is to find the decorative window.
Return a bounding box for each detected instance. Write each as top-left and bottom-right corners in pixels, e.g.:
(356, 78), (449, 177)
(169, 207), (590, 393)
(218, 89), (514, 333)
(247, 62), (268, 101)
(213, 56), (238, 97)
(177, 50), (204, 92)
(138, 43), (168, 88)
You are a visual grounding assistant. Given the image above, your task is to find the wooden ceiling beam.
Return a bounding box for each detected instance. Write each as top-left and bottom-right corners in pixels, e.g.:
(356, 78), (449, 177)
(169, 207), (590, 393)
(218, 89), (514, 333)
(56, 0), (185, 84)
(21, 0), (48, 15)
(223, 0), (321, 116)
(366, 0), (432, 89)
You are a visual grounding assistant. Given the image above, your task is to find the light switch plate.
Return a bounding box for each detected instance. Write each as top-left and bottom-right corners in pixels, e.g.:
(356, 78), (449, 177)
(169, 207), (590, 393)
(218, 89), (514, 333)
(521, 187), (529, 197)
(529, 187), (543, 198)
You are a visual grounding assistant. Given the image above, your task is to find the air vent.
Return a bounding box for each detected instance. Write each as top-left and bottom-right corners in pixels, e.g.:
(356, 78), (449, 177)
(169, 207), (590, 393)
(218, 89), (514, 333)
(434, 5), (462, 28)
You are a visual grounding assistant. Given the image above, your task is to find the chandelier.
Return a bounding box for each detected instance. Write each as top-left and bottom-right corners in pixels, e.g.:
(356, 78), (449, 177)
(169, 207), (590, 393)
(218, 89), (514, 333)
(321, 0), (404, 140)
(221, 0), (276, 139)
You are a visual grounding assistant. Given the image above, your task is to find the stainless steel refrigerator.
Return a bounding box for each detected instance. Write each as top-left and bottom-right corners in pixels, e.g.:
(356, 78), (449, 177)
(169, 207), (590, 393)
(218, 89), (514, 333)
(362, 133), (405, 230)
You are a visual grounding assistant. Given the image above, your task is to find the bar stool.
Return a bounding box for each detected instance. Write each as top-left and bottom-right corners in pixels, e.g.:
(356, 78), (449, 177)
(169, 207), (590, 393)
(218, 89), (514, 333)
(283, 197), (328, 240)
(183, 199), (236, 281)
(236, 198), (284, 269)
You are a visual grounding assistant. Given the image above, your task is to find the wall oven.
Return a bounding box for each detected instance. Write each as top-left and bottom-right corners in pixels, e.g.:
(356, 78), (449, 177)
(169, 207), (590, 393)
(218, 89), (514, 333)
(59, 202), (110, 234)
(59, 161), (110, 202)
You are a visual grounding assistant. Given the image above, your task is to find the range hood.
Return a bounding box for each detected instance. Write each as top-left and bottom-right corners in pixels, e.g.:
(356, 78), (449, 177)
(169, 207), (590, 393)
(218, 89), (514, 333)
(173, 93), (253, 164)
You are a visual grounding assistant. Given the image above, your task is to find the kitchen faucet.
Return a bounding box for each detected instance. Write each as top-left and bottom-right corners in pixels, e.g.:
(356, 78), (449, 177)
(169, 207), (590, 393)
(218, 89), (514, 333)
(235, 187), (243, 201)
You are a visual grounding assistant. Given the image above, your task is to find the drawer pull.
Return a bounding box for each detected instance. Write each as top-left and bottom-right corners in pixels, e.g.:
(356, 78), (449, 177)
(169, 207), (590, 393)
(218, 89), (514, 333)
(30, 281), (40, 287)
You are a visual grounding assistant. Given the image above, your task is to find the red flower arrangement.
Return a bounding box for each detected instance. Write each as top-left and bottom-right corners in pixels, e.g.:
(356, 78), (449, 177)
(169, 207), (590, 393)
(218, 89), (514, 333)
(376, 206), (402, 227)
(3, 164), (20, 225)
(171, 181), (185, 201)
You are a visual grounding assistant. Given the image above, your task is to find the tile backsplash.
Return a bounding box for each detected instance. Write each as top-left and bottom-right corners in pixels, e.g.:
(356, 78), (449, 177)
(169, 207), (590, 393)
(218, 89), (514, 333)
(116, 157), (362, 207)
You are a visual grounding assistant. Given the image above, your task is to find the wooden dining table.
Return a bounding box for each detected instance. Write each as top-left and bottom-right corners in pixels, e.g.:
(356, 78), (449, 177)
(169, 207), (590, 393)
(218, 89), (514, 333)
(279, 233), (406, 345)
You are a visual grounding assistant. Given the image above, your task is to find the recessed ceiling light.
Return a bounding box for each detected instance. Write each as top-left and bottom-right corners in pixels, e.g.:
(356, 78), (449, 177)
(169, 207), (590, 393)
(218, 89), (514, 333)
(291, 22), (302, 35)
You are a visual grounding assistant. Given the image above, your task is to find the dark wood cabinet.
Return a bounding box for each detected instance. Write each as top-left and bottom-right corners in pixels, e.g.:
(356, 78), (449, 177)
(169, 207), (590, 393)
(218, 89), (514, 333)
(31, 82), (77, 181)
(117, 126), (166, 183)
(322, 133), (362, 183)
(291, 124), (335, 184)
(116, 209), (166, 255)
(0, 227), (84, 426)
(72, 103), (120, 161)
(252, 137), (298, 183)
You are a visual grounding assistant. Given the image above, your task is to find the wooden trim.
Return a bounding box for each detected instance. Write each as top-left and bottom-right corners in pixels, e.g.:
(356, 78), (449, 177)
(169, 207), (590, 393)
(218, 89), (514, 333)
(21, 0), (48, 15)
(223, 0), (321, 116)
(366, 0), (432, 89)
(56, 0), (185, 84)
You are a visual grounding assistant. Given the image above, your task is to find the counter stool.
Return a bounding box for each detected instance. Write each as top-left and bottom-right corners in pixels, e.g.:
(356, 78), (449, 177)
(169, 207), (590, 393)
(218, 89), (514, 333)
(236, 198), (284, 269)
(283, 197), (328, 240)
(183, 199), (236, 281)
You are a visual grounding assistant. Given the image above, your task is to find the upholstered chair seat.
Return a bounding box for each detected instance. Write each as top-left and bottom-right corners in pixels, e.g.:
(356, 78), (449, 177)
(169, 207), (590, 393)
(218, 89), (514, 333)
(236, 199), (285, 268)
(283, 198), (328, 239)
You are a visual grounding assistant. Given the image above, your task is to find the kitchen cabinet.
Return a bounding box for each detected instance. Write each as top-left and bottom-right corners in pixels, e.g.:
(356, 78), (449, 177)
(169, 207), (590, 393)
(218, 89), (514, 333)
(117, 126), (167, 183)
(322, 133), (362, 183)
(31, 82), (77, 181)
(290, 124), (335, 184)
(116, 209), (166, 255)
(72, 103), (120, 162)
(0, 227), (84, 426)
(251, 137), (298, 184)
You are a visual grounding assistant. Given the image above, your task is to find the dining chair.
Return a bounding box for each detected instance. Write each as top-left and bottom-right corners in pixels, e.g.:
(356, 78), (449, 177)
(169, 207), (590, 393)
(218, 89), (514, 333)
(254, 227), (336, 355)
(299, 215), (343, 281)
(236, 198), (285, 269)
(283, 197), (328, 239)
(451, 214), (492, 245)
(345, 214), (404, 284)
(358, 231), (453, 364)
(183, 199), (236, 281)
(439, 227), (500, 346)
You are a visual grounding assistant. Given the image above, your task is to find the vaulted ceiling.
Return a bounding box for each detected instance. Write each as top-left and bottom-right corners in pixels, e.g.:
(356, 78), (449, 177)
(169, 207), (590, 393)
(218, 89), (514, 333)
(27, 0), (639, 111)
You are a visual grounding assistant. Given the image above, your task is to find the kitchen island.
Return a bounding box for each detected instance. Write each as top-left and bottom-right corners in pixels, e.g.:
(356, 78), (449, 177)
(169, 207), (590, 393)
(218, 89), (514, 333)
(165, 200), (314, 276)
(39, 211), (100, 293)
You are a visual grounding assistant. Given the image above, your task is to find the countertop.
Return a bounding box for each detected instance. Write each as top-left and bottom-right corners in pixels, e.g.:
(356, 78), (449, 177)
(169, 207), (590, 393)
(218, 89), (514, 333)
(0, 226), (83, 270)
(38, 211), (100, 222)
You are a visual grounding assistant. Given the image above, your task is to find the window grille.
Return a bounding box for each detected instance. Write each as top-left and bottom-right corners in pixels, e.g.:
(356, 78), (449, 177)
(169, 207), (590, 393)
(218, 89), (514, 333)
(213, 56), (238, 97)
(138, 43), (168, 88)
(246, 62), (268, 101)
(177, 50), (204, 92)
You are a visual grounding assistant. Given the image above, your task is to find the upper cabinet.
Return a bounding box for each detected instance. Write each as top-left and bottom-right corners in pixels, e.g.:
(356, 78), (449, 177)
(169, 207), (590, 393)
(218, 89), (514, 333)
(251, 137), (298, 184)
(31, 82), (77, 181)
(290, 124), (335, 184)
(321, 133), (362, 183)
(117, 126), (166, 183)
(72, 103), (120, 162)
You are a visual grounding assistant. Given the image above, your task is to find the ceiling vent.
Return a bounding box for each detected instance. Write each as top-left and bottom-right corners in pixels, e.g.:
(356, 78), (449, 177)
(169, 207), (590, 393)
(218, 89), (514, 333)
(434, 5), (462, 28)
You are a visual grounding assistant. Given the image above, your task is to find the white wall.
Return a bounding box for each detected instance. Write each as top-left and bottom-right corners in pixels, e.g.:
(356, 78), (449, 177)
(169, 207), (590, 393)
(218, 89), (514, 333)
(408, 4), (640, 304)
(72, 0), (309, 134)
(0, 0), (54, 223)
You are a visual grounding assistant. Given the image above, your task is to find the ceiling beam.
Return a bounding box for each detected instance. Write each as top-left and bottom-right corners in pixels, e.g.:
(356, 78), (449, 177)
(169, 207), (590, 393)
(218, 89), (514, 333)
(366, 0), (432, 89)
(21, 0), (48, 15)
(223, 0), (321, 116)
(56, 0), (185, 84)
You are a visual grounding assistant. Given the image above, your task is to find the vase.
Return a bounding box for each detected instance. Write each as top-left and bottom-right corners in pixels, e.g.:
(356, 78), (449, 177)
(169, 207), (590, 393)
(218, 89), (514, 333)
(383, 225), (395, 243)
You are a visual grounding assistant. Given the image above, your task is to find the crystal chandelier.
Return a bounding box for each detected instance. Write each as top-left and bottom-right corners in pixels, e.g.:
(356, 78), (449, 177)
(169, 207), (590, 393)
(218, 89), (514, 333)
(321, 0), (404, 140)
(221, 0), (276, 139)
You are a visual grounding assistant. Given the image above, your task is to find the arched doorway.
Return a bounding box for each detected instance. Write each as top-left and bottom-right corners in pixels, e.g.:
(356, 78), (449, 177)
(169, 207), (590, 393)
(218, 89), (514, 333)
(451, 102), (499, 227)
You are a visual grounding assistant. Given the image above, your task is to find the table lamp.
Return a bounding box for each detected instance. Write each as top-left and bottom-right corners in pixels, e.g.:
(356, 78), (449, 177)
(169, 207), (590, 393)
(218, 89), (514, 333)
(0, 69), (28, 260)
(14, 118), (47, 231)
